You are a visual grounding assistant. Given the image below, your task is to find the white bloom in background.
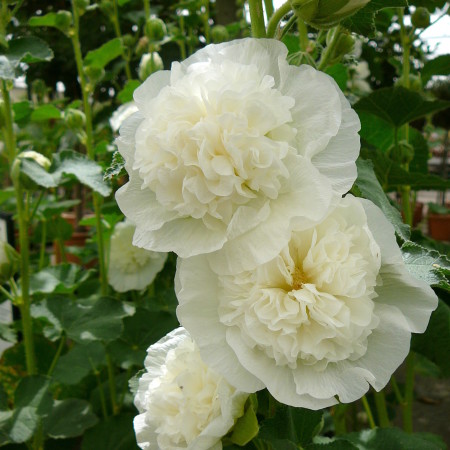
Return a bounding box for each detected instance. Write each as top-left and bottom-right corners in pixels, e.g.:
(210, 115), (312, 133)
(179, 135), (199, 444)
(115, 38), (361, 274)
(134, 327), (249, 450)
(110, 102), (139, 133)
(108, 220), (167, 292)
(348, 61), (372, 94)
(176, 196), (438, 409)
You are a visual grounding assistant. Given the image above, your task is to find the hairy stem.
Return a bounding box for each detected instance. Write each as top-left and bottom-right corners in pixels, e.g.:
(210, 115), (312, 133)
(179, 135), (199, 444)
(248, 0), (267, 38)
(266, 1), (291, 38)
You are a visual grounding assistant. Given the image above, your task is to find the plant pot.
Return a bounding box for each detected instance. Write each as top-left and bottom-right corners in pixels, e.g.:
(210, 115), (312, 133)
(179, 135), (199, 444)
(428, 213), (450, 241)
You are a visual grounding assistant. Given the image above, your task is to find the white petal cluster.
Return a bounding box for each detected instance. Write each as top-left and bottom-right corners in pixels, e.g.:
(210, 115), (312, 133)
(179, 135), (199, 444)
(176, 196), (438, 409)
(134, 328), (248, 450)
(116, 38), (360, 273)
(108, 220), (167, 292)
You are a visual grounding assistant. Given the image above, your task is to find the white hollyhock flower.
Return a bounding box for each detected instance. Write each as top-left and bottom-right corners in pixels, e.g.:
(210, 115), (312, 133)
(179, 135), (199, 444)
(115, 38), (361, 274)
(108, 220), (167, 292)
(110, 102), (139, 133)
(176, 196), (438, 409)
(133, 327), (249, 450)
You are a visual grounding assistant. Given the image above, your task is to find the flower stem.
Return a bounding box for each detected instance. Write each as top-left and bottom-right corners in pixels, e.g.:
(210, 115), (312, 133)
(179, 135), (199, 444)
(47, 334), (66, 376)
(332, 404), (348, 435)
(297, 17), (309, 51)
(71, 0), (108, 296)
(38, 220), (47, 270)
(249, 0), (267, 38)
(264, 0), (274, 21)
(403, 352), (415, 433)
(143, 0), (150, 19)
(391, 375), (405, 405)
(111, 0), (133, 80)
(361, 395), (376, 429)
(106, 353), (119, 415)
(0, 284), (15, 302)
(266, 1), (291, 38)
(317, 25), (341, 71)
(1, 80), (17, 165)
(202, 0), (211, 44)
(373, 390), (390, 427)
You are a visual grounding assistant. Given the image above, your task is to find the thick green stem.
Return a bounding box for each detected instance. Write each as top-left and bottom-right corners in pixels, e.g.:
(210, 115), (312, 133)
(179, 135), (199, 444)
(332, 404), (348, 435)
(47, 334), (66, 376)
(38, 220), (47, 270)
(1, 80), (17, 165)
(249, 0), (267, 38)
(111, 0), (132, 80)
(266, 1), (291, 38)
(71, 1), (108, 295)
(361, 395), (376, 429)
(373, 390), (390, 427)
(318, 25), (341, 71)
(106, 353), (119, 415)
(297, 17), (309, 51)
(264, 0), (274, 21)
(143, 0), (150, 19)
(0, 284), (15, 302)
(94, 370), (109, 419)
(403, 352), (415, 433)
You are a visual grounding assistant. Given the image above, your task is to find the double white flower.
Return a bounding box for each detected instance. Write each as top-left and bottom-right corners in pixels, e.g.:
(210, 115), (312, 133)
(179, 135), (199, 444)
(116, 38), (360, 273)
(176, 196), (438, 409)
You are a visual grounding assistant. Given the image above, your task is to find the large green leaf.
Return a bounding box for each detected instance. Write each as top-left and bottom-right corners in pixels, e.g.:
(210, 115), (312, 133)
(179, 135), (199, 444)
(337, 428), (446, 450)
(412, 298), (450, 377)
(29, 264), (93, 295)
(2, 37), (53, 66)
(422, 55), (450, 84)
(20, 150), (112, 196)
(30, 104), (61, 121)
(107, 308), (178, 369)
(43, 399), (98, 439)
(31, 296), (135, 343)
(83, 38), (123, 69)
(355, 158), (410, 240)
(230, 399), (259, 446)
(81, 413), (139, 450)
(354, 87), (450, 128)
(342, 0), (408, 36)
(53, 341), (106, 385)
(29, 11), (73, 34)
(14, 376), (52, 415)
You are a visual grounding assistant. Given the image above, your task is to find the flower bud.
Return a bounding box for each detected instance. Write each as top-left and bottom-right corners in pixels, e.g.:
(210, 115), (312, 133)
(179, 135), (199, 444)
(211, 25), (229, 43)
(0, 240), (19, 284)
(138, 52), (164, 81)
(290, 0), (370, 29)
(54, 10), (73, 33)
(74, 0), (90, 15)
(325, 28), (355, 64)
(84, 65), (105, 85)
(144, 18), (167, 42)
(64, 108), (86, 130)
(122, 34), (134, 48)
(411, 7), (430, 29)
(99, 0), (114, 17)
(11, 150), (51, 190)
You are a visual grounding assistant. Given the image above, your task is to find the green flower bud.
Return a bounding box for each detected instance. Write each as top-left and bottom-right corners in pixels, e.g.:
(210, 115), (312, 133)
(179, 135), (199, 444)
(290, 0), (370, 29)
(145, 18), (167, 42)
(64, 109), (86, 130)
(74, 0), (90, 15)
(122, 34), (134, 48)
(325, 29), (355, 64)
(55, 10), (73, 33)
(11, 150), (52, 191)
(99, 0), (114, 17)
(0, 240), (19, 284)
(211, 25), (229, 43)
(84, 65), (105, 85)
(411, 7), (430, 29)
(138, 52), (164, 81)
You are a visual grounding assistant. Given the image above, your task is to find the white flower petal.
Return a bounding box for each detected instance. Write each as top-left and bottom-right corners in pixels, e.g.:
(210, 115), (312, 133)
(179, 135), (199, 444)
(133, 70), (171, 116)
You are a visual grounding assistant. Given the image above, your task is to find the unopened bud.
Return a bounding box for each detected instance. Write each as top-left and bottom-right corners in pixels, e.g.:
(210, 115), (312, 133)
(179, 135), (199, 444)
(144, 18), (167, 41)
(84, 65), (105, 85)
(211, 25), (229, 43)
(11, 150), (51, 190)
(74, 0), (90, 15)
(138, 52), (164, 81)
(55, 10), (73, 33)
(64, 109), (86, 130)
(0, 240), (19, 284)
(411, 7), (430, 29)
(290, 0), (370, 29)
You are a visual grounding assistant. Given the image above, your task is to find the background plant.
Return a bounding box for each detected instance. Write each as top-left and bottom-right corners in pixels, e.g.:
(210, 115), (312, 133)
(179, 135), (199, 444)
(0, 0), (449, 449)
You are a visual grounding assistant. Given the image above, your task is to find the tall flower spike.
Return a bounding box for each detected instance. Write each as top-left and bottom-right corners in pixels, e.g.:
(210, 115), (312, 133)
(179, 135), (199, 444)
(133, 327), (249, 450)
(116, 38), (360, 274)
(176, 196), (438, 408)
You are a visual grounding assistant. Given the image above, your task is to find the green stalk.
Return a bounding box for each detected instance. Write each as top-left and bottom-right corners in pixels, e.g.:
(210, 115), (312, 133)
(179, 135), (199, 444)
(38, 219), (47, 270)
(111, 0), (133, 80)
(332, 404), (348, 435)
(203, 0), (211, 44)
(297, 17), (309, 51)
(248, 0), (267, 38)
(317, 25), (341, 71)
(266, 1), (291, 38)
(264, 0), (274, 21)
(106, 353), (119, 415)
(70, 1), (108, 296)
(391, 375), (405, 405)
(0, 284), (15, 302)
(373, 390), (390, 427)
(403, 352), (415, 433)
(143, 0), (150, 19)
(178, 15), (187, 60)
(47, 334), (66, 376)
(94, 370), (109, 419)
(1, 80), (17, 165)
(361, 395), (376, 429)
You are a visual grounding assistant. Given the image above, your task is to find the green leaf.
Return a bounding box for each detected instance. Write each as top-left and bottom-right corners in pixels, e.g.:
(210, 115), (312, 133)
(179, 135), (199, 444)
(104, 150), (125, 181)
(325, 63), (348, 92)
(28, 12), (73, 34)
(53, 341), (106, 385)
(29, 264), (92, 295)
(81, 413), (139, 450)
(14, 376), (52, 415)
(230, 402), (259, 446)
(342, 0), (408, 36)
(354, 87), (450, 128)
(30, 104), (61, 121)
(422, 55), (450, 84)
(0, 56), (15, 79)
(12, 101), (33, 123)
(117, 79), (140, 103)
(83, 38), (123, 69)
(408, 0), (448, 11)
(0, 407), (39, 444)
(43, 399), (98, 439)
(401, 241), (450, 287)
(1, 37), (53, 68)
(412, 299), (450, 377)
(107, 308), (177, 369)
(0, 323), (17, 344)
(307, 438), (358, 449)
(355, 158), (410, 241)
(338, 428), (446, 450)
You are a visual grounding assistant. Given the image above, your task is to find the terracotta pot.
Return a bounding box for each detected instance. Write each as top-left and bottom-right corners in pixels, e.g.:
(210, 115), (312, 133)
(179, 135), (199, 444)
(428, 214), (450, 241)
